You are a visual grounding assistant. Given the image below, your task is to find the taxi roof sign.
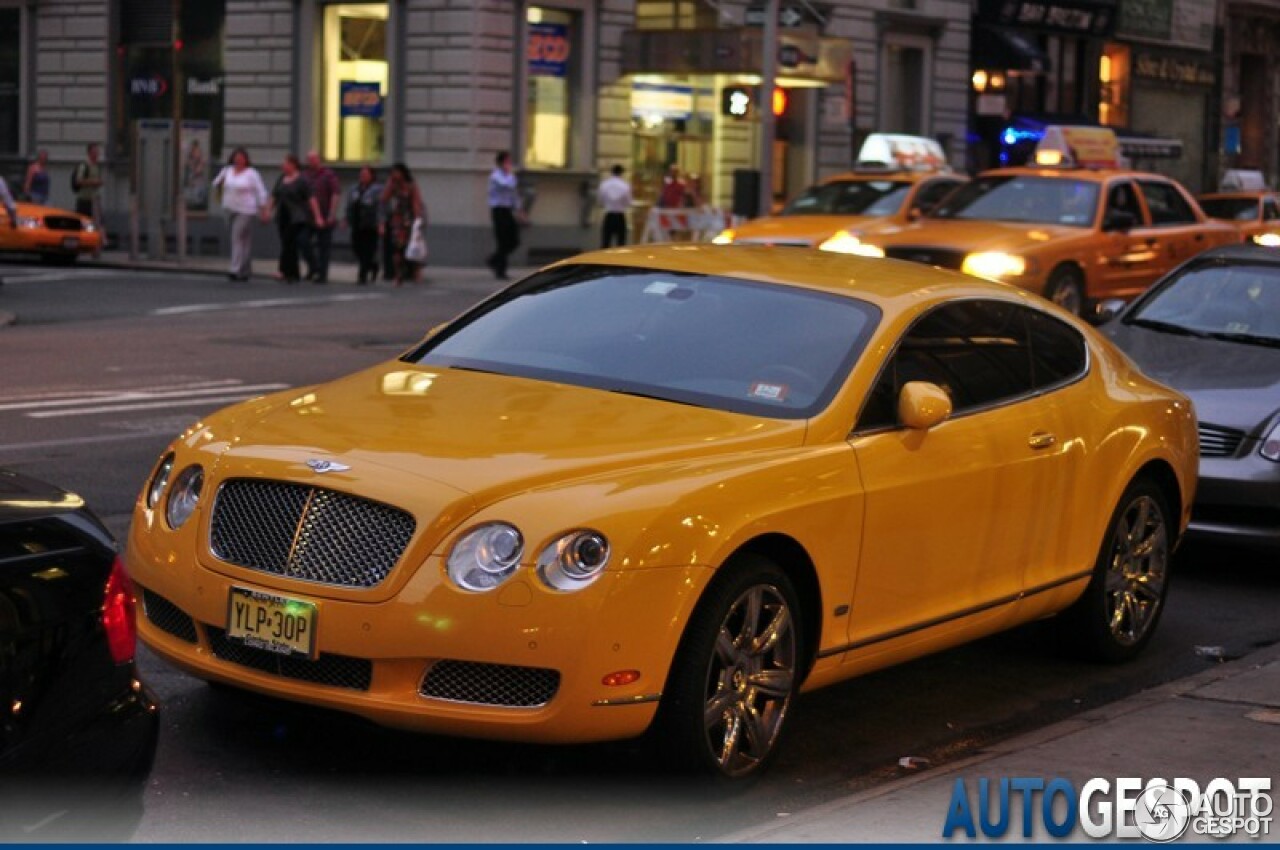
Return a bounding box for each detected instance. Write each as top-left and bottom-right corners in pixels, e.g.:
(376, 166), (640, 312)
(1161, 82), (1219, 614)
(1036, 126), (1122, 169)
(856, 133), (950, 173)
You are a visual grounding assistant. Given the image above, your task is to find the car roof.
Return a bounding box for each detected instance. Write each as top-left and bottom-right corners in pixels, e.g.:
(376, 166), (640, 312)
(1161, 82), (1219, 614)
(553, 244), (1033, 308)
(1186, 243), (1280, 265)
(821, 170), (941, 184)
(978, 166), (1176, 183)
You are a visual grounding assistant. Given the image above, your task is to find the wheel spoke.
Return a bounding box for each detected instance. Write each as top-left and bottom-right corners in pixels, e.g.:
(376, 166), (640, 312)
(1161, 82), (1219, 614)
(714, 628), (737, 665)
(751, 605), (791, 656)
(1109, 594), (1127, 634)
(704, 687), (737, 727)
(748, 668), (793, 699)
(717, 706), (743, 767)
(740, 706), (769, 759)
(738, 588), (763, 647)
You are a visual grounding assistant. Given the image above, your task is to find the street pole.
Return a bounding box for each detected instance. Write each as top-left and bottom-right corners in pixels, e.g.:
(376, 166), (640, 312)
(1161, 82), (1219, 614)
(759, 0), (778, 217)
(173, 0), (186, 264)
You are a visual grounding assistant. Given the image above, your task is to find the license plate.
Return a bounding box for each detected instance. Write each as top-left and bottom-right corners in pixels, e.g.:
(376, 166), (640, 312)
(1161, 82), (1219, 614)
(61, 236), (79, 250)
(226, 587), (317, 658)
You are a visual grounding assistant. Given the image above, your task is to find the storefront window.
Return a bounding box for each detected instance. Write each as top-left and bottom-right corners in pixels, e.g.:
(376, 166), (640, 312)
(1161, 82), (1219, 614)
(0, 7), (19, 155)
(322, 3), (387, 163)
(525, 6), (580, 169)
(1099, 43), (1130, 127)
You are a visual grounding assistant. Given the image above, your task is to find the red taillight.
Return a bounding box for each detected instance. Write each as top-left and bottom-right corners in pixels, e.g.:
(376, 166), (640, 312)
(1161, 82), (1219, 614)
(103, 556), (137, 664)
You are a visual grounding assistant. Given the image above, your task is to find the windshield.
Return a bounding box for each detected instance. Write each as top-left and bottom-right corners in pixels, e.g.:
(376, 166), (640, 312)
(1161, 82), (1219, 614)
(1198, 197), (1259, 222)
(1128, 262), (1280, 345)
(782, 180), (912, 217)
(408, 265), (881, 418)
(932, 176), (1099, 227)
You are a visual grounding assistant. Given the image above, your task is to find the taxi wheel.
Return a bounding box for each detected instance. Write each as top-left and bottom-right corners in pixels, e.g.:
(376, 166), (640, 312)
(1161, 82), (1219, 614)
(1045, 267), (1086, 316)
(656, 554), (802, 779)
(1057, 478), (1172, 663)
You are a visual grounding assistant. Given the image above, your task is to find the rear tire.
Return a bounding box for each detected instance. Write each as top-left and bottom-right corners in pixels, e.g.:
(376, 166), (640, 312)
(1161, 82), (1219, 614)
(655, 554), (803, 779)
(1045, 266), (1087, 317)
(1056, 478), (1172, 663)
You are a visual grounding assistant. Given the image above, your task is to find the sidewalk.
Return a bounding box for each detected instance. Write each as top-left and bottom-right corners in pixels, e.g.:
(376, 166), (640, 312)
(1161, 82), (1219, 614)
(722, 644), (1280, 842)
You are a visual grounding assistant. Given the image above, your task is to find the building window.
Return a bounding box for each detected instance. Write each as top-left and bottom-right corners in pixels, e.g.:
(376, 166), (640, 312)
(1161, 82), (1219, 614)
(880, 34), (932, 135)
(635, 1), (717, 30)
(1099, 43), (1130, 128)
(525, 6), (580, 169)
(321, 3), (387, 163)
(0, 6), (22, 155)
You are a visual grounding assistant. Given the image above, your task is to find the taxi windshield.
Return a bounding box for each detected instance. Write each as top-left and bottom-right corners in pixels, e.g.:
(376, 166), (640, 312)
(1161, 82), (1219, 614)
(932, 176), (1099, 227)
(407, 265), (881, 418)
(1198, 197), (1259, 222)
(782, 180), (912, 217)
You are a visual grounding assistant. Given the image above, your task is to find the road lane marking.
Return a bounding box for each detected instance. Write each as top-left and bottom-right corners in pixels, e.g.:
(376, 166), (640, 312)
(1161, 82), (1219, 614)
(0, 382), (287, 413)
(0, 431), (180, 454)
(151, 293), (384, 316)
(26, 392), (281, 418)
(0, 378), (244, 404)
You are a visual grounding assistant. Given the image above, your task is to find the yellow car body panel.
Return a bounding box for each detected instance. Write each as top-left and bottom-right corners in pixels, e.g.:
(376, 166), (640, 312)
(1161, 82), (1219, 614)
(860, 167), (1239, 302)
(1197, 191), (1278, 242)
(126, 245), (1198, 745)
(0, 202), (103, 257)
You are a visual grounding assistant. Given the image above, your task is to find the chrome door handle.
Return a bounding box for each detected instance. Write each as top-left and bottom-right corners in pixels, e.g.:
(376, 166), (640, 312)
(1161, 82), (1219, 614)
(1029, 432), (1057, 450)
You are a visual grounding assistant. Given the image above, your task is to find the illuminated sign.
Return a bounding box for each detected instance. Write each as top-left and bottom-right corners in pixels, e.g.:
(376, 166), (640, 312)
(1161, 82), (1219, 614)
(339, 81), (383, 118)
(528, 22), (571, 77)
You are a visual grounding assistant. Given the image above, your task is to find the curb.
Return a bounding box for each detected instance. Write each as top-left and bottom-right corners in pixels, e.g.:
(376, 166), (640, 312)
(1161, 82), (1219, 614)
(717, 641), (1280, 844)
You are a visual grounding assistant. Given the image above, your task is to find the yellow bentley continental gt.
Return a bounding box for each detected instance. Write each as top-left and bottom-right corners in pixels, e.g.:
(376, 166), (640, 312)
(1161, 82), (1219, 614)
(128, 246), (1197, 778)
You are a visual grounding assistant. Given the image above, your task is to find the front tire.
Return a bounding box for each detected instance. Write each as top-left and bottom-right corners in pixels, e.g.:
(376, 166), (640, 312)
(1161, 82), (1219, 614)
(1059, 478), (1172, 662)
(1045, 266), (1086, 317)
(656, 554), (803, 779)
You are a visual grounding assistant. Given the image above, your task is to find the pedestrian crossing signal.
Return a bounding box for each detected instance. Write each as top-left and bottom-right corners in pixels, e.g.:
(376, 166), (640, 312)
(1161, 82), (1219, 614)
(722, 86), (754, 118)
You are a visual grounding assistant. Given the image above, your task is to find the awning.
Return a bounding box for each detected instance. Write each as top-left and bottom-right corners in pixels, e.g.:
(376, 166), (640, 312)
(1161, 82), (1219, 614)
(973, 26), (1050, 74)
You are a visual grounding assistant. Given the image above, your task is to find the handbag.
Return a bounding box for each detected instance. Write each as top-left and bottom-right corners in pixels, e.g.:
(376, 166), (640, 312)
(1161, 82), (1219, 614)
(405, 217), (428, 263)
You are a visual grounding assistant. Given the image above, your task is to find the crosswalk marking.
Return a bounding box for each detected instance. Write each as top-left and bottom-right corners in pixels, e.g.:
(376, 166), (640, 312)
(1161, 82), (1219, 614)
(0, 379), (291, 420)
(0, 378), (243, 405)
(0, 382), (287, 413)
(26, 392), (285, 419)
(151, 293), (384, 316)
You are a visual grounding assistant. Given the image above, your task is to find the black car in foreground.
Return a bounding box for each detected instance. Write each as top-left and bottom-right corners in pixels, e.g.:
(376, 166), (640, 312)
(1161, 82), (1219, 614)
(1103, 244), (1280, 549)
(0, 468), (158, 837)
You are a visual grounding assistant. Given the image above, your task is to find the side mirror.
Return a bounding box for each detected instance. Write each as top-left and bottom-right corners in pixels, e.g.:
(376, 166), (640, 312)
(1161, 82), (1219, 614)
(908, 207), (923, 221)
(898, 381), (952, 430)
(1103, 210), (1137, 232)
(1095, 298), (1127, 324)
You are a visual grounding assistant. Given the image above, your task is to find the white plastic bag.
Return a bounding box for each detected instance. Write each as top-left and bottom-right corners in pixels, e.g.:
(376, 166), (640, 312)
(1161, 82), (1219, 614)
(405, 217), (428, 263)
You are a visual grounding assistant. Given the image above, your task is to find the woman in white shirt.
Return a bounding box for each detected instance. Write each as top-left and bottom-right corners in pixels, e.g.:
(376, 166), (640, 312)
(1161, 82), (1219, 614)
(212, 147), (270, 281)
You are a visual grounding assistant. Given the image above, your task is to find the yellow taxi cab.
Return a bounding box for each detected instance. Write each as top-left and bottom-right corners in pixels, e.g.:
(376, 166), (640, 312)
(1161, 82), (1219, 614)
(1197, 190), (1280, 246)
(713, 134), (965, 248)
(128, 244), (1196, 778)
(822, 127), (1238, 315)
(0, 201), (103, 262)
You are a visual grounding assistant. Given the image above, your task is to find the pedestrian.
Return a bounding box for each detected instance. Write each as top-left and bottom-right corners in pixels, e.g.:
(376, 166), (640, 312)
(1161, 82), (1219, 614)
(211, 146), (269, 281)
(303, 150), (340, 283)
(486, 151), (524, 280)
(380, 162), (424, 286)
(23, 149), (50, 205)
(0, 174), (18, 230)
(658, 163), (686, 208)
(597, 163), (633, 248)
(346, 165), (383, 284)
(72, 142), (104, 257)
(268, 154), (323, 284)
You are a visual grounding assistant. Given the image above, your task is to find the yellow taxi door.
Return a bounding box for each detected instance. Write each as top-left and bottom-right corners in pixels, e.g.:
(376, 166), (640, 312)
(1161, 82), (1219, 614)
(1137, 178), (1212, 275)
(1095, 179), (1164, 300)
(843, 300), (1074, 654)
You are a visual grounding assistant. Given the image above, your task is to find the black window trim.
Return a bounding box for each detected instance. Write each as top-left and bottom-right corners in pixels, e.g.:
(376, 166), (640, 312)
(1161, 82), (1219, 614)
(1137, 178), (1199, 228)
(849, 297), (1092, 438)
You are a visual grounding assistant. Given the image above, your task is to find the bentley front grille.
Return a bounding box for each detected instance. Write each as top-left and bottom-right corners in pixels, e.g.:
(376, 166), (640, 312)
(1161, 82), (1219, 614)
(209, 479), (416, 589)
(206, 626), (373, 691)
(420, 660), (561, 708)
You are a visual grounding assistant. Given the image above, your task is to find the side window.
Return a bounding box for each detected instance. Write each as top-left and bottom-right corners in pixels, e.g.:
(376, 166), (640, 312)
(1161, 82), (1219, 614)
(913, 179), (961, 215)
(1106, 181), (1142, 222)
(1139, 180), (1197, 226)
(1025, 309), (1088, 388)
(856, 300), (1035, 431)
(1264, 199), (1280, 221)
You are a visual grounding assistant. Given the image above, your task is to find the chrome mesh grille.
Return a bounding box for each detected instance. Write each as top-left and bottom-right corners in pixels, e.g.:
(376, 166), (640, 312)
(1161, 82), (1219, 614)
(142, 589), (197, 643)
(206, 626), (372, 691)
(1198, 422), (1245, 458)
(43, 215), (83, 232)
(209, 479), (416, 588)
(420, 661), (560, 708)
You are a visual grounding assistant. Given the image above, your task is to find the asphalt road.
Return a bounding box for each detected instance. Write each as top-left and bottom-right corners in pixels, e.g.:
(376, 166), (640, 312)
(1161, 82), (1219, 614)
(2, 262), (1277, 841)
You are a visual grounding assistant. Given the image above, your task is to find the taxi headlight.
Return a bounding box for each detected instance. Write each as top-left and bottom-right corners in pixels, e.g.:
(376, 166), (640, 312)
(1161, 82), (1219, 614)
(447, 522), (524, 591)
(962, 251), (1028, 280)
(536, 530), (610, 592)
(818, 231), (885, 257)
(83, 221), (98, 233)
(1261, 420), (1280, 462)
(1252, 233), (1280, 248)
(712, 229), (735, 245)
(165, 465), (204, 530)
(146, 452), (175, 509)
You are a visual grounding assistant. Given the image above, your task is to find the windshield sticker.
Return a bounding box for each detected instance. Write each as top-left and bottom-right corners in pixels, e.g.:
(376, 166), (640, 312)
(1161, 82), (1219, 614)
(749, 382), (789, 402)
(644, 281), (679, 296)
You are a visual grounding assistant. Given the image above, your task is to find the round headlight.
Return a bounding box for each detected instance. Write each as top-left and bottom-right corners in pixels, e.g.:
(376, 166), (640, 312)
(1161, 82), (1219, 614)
(146, 452), (175, 509)
(537, 530), (610, 592)
(447, 522), (524, 591)
(165, 465), (204, 530)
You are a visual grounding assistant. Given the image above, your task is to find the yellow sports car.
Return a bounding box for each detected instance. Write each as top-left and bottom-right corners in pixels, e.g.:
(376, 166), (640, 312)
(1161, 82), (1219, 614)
(0, 201), (102, 261)
(128, 246), (1197, 778)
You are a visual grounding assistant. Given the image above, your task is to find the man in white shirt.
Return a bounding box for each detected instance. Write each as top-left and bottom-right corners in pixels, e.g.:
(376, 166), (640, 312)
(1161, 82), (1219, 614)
(597, 164), (633, 248)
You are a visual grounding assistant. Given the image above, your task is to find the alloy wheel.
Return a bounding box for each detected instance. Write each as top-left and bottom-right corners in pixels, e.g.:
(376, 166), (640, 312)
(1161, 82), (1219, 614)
(1102, 494), (1168, 646)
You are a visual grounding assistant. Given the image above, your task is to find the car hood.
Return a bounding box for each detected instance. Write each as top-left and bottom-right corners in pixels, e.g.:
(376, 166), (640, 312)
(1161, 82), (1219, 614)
(214, 362), (807, 506)
(866, 218), (1088, 252)
(16, 202), (87, 221)
(1105, 323), (1280, 434)
(732, 214), (879, 245)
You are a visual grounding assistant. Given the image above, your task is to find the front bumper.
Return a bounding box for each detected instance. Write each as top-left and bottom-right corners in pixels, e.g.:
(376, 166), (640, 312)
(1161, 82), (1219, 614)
(128, 525), (709, 744)
(12, 229), (103, 254)
(1189, 449), (1280, 549)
